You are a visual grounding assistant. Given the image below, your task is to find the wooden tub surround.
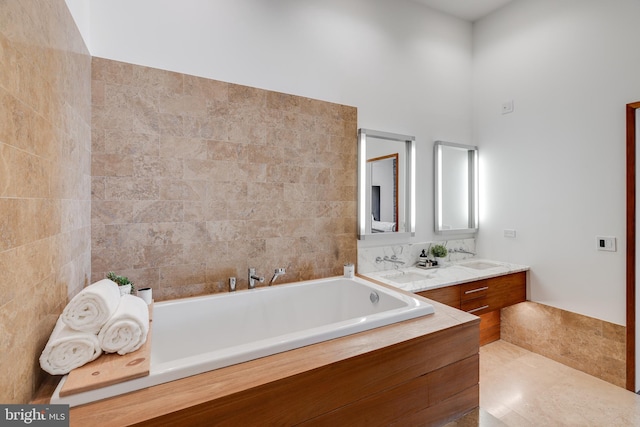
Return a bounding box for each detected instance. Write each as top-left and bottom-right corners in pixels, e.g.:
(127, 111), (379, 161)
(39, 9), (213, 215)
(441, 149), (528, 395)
(35, 289), (479, 426)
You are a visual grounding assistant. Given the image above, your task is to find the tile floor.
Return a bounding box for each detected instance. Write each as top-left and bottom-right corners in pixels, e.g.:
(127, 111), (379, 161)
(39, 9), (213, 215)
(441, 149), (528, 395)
(447, 340), (640, 426)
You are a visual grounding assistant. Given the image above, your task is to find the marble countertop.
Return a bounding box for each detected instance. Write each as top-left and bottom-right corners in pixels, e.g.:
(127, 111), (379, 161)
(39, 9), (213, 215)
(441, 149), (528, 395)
(361, 258), (529, 294)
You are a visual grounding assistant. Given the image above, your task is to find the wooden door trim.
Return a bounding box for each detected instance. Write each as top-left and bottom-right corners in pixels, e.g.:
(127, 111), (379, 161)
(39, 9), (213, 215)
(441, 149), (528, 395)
(626, 101), (640, 391)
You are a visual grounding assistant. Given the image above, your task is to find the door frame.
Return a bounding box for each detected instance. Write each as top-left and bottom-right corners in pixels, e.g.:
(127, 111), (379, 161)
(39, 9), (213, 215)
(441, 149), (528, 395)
(626, 101), (640, 391)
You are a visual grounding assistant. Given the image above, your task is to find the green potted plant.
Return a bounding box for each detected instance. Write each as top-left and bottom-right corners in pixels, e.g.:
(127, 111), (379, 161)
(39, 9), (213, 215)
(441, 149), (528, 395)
(430, 244), (448, 259)
(106, 271), (135, 295)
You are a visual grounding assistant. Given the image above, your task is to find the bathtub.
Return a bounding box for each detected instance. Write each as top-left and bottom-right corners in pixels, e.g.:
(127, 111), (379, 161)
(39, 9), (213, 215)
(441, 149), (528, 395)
(50, 276), (434, 407)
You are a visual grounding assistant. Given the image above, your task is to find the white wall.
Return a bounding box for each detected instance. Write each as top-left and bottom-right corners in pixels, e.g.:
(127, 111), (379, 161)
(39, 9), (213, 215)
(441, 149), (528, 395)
(81, 0), (640, 324)
(89, 0), (474, 245)
(65, 0), (91, 50)
(474, 0), (640, 325)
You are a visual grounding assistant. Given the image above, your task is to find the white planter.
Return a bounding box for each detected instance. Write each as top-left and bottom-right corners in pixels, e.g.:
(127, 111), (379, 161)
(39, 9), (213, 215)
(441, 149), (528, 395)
(435, 256), (448, 267)
(137, 287), (152, 305)
(119, 284), (132, 296)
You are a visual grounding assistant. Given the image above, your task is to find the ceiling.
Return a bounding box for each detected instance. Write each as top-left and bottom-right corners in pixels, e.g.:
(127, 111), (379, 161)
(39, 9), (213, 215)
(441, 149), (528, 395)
(411, 0), (514, 22)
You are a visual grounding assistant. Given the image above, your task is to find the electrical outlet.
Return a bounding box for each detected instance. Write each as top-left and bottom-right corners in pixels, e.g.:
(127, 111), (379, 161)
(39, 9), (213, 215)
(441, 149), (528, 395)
(501, 100), (514, 115)
(596, 236), (616, 252)
(504, 229), (516, 238)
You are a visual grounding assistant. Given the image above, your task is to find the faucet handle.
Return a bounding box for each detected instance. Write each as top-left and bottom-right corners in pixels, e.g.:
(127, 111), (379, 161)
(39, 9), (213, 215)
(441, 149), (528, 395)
(248, 268), (265, 289)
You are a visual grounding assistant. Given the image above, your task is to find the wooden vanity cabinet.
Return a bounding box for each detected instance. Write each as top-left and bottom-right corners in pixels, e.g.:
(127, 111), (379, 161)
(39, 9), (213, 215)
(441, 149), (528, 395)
(418, 284), (461, 309)
(418, 271), (526, 345)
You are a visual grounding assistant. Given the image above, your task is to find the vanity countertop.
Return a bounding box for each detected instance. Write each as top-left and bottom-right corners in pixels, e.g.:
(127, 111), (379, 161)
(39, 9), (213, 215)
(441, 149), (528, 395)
(361, 258), (529, 294)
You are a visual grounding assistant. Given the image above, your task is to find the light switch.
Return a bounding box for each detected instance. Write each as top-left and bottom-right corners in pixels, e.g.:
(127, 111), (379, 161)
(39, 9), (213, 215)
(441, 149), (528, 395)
(596, 236), (616, 252)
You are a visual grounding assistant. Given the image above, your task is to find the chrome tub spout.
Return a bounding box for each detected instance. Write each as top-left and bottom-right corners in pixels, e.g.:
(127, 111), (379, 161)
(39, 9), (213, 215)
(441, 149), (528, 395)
(270, 268), (286, 286)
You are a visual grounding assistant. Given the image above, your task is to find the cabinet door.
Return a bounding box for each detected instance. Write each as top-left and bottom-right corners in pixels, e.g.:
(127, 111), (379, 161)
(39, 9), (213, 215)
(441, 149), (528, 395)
(488, 272), (526, 308)
(417, 285), (461, 309)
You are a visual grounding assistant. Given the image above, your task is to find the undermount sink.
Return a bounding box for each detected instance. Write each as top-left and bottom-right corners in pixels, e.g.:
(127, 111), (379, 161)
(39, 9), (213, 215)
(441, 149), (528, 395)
(458, 261), (501, 270)
(382, 271), (432, 284)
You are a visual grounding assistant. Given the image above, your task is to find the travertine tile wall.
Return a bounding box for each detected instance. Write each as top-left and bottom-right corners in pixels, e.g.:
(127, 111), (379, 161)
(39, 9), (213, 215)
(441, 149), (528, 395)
(501, 301), (626, 387)
(91, 58), (357, 300)
(0, 0), (92, 403)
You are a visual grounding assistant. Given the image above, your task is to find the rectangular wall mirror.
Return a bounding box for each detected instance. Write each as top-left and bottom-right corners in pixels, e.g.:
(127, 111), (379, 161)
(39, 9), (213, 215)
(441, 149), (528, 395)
(434, 140), (478, 235)
(358, 129), (415, 240)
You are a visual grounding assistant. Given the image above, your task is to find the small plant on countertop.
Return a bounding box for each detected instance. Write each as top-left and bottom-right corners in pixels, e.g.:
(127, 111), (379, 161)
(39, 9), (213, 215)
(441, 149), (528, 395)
(430, 244), (448, 258)
(106, 271), (135, 294)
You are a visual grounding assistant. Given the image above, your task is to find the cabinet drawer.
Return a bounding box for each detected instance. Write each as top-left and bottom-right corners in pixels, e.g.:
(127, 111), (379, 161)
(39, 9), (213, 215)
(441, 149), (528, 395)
(418, 285), (461, 309)
(461, 297), (491, 315)
(461, 280), (489, 302)
(418, 271), (526, 316)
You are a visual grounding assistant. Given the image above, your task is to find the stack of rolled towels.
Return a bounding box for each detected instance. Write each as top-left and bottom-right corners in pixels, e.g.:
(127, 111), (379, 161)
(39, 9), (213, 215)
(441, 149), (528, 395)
(39, 279), (150, 375)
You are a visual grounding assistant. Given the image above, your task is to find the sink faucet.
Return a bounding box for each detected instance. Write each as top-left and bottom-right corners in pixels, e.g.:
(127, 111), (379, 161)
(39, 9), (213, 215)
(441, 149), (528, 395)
(248, 268), (265, 289)
(375, 255), (406, 265)
(449, 247), (476, 256)
(269, 268), (286, 286)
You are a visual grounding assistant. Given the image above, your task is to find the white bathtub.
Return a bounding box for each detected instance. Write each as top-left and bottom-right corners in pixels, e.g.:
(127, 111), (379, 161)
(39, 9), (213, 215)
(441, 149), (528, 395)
(51, 276), (434, 407)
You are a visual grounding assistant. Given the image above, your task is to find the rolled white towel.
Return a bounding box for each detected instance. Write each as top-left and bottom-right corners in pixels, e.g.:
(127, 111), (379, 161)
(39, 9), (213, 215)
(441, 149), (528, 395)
(98, 294), (149, 355)
(39, 317), (102, 375)
(61, 279), (121, 334)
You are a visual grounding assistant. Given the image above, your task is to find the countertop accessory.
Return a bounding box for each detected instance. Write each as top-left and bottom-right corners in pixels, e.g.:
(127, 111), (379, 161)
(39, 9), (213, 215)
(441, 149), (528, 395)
(344, 263), (355, 278)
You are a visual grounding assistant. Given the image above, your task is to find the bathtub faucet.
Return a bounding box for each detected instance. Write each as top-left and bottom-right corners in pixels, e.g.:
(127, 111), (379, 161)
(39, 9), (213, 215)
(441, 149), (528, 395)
(269, 268), (286, 286)
(248, 268), (265, 289)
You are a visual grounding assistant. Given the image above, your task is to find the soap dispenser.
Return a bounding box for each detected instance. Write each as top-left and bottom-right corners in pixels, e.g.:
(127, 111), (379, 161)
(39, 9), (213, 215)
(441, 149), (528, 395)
(418, 250), (428, 268)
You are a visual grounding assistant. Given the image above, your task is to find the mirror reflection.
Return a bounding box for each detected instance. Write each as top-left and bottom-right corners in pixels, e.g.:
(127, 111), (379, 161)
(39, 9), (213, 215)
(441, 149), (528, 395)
(358, 129), (415, 240)
(434, 141), (478, 234)
(369, 153), (398, 232)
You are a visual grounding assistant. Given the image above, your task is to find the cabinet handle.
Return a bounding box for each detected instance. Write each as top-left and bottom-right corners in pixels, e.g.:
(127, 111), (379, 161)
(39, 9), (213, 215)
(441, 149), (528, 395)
(464, 286), (489, 295)
(467, 305), (489, 313)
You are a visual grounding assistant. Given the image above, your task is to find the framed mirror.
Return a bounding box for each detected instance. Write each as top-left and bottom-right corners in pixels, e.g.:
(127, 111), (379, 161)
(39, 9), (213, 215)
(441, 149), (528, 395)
(358, 129), (415, 240)
(434, 141), (478, 234)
